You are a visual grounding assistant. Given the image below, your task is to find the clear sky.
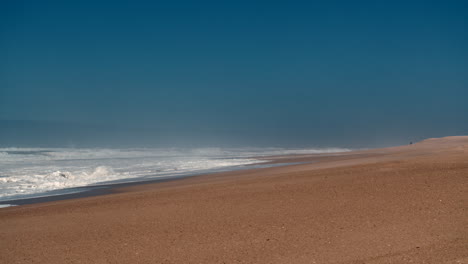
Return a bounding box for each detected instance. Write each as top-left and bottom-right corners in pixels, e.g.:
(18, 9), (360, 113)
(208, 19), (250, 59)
(1, 0), (467, 147)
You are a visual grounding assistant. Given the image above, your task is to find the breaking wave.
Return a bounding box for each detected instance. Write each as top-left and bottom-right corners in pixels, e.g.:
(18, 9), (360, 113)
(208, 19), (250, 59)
(0, 147), (350, 201)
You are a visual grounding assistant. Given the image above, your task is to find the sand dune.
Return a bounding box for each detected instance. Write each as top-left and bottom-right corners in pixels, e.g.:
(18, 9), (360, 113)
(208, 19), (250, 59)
(1, 136), (467, 263)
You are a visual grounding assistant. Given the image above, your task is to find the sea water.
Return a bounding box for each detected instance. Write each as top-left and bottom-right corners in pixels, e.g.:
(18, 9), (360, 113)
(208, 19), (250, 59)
(0, 147), (349, 202)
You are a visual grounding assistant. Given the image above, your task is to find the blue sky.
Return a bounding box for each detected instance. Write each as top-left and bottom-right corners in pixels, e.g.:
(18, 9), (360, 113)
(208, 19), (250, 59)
(1, 0), (467, 147)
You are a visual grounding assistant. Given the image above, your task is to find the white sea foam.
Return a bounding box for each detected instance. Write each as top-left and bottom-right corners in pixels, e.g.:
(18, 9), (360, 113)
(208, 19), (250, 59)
(0, 204), (16, 208)
(0, 147), (350, 201)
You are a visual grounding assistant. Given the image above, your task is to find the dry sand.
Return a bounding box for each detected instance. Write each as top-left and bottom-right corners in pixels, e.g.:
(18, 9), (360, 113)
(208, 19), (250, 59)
(1, 136), (467, 263)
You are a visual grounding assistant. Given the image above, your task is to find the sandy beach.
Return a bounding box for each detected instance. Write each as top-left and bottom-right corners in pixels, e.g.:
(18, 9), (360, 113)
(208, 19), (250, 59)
(1, 136), (467, 263)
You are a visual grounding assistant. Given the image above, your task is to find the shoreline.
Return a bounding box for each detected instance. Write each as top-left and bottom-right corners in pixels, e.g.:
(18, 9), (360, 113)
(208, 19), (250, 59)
(0, 147), (363, 206)
(1, 136), (467, 263)
(0, 160), (309, 206)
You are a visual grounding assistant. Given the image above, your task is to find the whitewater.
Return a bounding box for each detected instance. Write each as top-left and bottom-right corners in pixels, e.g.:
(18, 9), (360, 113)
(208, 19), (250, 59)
(0, 147), (350, 202)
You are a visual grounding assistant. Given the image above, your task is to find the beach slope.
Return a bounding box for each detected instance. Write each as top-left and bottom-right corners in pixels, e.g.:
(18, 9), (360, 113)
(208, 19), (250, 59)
(1, 136), (467, 263)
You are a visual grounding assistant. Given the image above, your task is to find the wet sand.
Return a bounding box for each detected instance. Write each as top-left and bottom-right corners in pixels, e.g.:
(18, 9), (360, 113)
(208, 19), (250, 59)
(1, 136), (467, 263)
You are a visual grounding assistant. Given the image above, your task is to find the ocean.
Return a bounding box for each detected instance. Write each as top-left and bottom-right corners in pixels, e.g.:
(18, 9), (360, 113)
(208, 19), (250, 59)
(0, 147), (349, 203)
